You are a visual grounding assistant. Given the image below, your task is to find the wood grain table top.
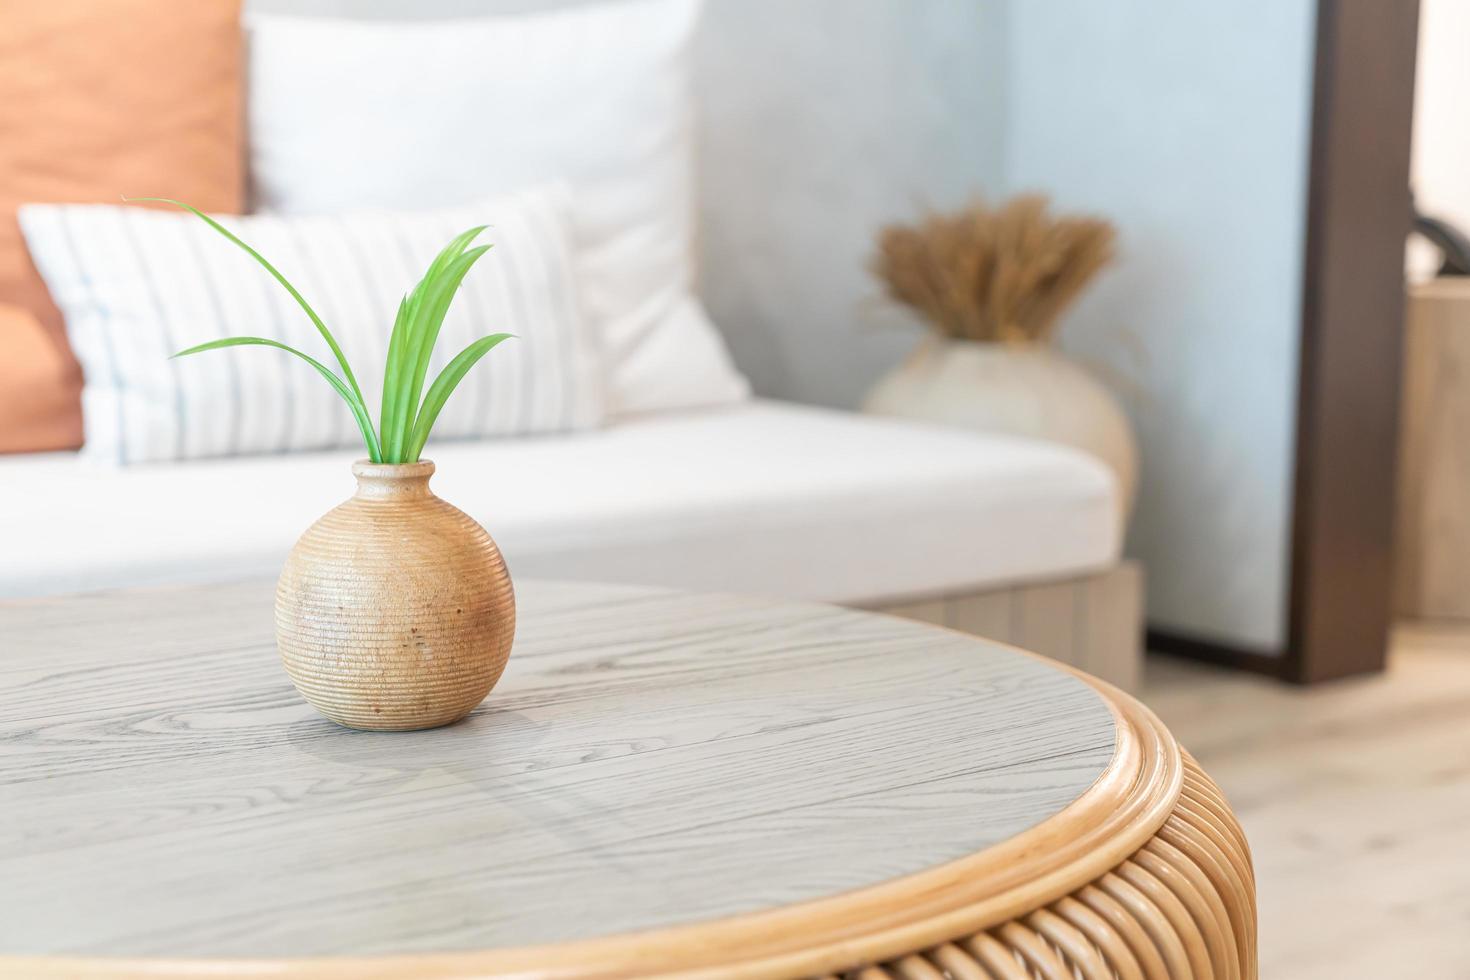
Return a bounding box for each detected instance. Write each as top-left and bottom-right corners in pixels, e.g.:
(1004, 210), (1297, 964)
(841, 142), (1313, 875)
(0, 579), (1118, 966)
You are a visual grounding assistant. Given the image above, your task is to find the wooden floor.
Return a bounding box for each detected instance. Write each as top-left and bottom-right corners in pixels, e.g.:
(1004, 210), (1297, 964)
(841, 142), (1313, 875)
(1141, 623), (1470, 979)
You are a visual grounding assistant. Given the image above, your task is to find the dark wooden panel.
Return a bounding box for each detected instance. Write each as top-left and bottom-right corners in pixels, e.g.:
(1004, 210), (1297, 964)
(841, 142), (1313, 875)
(1147, 628), (1288, 680)
(1285, 0), (1420, 682)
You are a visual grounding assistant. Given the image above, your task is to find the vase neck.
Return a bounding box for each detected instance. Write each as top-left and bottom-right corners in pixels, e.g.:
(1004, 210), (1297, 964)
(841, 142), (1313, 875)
(352, 460), (435, 501)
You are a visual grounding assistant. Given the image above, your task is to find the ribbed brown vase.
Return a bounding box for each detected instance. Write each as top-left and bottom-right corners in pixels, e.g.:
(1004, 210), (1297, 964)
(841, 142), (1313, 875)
(275, 460), (515, 731)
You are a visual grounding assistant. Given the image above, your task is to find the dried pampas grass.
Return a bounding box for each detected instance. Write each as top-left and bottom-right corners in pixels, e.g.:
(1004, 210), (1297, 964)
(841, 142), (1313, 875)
(873, 196), (1116, 344)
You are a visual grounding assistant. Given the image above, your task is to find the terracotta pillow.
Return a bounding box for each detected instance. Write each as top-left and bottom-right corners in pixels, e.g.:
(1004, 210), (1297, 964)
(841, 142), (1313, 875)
(0, 0), (244, 454)
(0, 304), (81, 453)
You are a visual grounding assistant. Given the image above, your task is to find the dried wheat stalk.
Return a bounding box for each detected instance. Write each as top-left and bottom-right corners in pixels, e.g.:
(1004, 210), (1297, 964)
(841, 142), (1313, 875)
(873, 195), (1116, 344)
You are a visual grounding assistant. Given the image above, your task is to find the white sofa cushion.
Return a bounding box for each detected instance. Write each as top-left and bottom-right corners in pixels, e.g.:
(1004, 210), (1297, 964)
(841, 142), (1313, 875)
(246, 0), (750, 418)
(0, 402), (1120, 602)
(20, 188), (600, 465)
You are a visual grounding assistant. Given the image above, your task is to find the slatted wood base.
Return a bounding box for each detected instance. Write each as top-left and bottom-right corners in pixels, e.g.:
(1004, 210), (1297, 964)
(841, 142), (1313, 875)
(833, 753), (1255, 980)
(874, 561), (1144, 691)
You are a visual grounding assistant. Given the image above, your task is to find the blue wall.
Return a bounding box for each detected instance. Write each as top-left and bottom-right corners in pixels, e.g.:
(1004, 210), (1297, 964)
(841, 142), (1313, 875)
(1006, 1), (1318, 650)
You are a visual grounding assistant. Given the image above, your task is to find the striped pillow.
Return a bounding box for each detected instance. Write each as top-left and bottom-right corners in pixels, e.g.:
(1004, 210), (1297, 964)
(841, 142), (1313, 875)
(19, 187), (600, 464)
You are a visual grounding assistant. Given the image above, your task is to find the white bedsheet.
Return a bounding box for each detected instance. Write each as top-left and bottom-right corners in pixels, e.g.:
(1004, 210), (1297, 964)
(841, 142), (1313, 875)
(0, 401), (1120, 602)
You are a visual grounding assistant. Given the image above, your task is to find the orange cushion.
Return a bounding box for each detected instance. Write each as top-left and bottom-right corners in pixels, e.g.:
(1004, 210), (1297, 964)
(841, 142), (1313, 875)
(0, 304), (81, 453)
(0, 0), (244, 454)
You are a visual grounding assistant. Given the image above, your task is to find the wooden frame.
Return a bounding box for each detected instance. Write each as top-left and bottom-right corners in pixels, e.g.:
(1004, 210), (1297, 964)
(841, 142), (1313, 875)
(877, 562), (1143, 691)
(1394, 280), (1470, 618)
(1155, 0), (1420, 683)
(5, 656), (1252, 979)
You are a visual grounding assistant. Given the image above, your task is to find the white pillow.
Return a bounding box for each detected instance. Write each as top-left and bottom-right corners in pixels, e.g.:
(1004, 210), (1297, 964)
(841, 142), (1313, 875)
(20, 187), (601, 465)
(246, 0), (750, 418)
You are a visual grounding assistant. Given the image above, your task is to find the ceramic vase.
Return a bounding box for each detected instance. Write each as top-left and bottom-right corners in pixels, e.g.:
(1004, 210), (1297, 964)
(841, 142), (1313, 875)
(275, 460), (515, 731)
(864, 338), (1139, 518)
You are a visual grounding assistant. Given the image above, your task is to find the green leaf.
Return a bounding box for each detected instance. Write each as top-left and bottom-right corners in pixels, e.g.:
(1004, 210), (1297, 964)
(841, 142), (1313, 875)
(424, 225), (489, 285)
(382, 230), (486, 457)
(379, 294), (415, 462)
(398, 244), (492, 457)
(379, 228), (492, 463)
(173, 337), (383, 463)
(404, 333), (514, 461)
(126, 197), (378, 454)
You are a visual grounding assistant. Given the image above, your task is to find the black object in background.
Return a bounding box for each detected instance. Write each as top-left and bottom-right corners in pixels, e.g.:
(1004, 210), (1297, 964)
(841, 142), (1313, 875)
(1414, 211), (1470, 276)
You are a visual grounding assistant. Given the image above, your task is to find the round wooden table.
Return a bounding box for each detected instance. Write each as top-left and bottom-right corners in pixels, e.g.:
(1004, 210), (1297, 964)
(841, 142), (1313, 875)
(0, 580), (1255, 979)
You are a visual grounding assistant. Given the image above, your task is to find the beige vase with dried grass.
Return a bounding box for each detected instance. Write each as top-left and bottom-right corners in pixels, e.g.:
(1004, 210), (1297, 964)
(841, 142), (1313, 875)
(864, 195), (1138, 516)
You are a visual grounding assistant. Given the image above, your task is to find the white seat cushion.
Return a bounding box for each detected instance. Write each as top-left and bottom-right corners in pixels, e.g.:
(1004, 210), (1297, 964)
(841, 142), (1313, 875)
(0, 402), (1120, 601)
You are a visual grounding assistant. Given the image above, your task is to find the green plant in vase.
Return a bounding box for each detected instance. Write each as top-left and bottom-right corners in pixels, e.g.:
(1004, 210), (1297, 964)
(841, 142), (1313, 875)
(130, 198), (519, 733)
